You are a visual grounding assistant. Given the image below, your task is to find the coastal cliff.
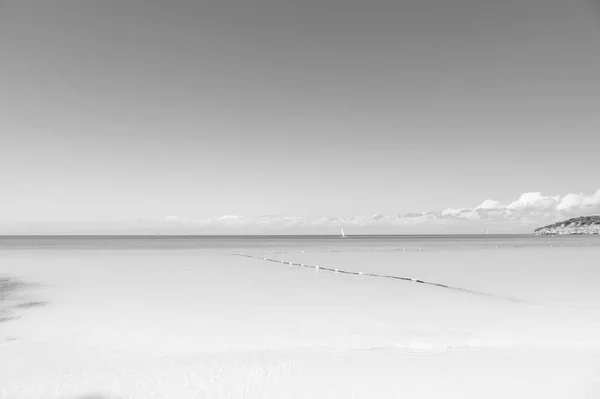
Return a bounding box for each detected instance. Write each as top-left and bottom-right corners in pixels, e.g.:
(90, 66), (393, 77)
(533, 216), (600, 235)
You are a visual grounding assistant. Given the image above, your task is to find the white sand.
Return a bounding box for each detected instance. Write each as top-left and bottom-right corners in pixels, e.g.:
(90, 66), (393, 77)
(1, 245), (600, 398)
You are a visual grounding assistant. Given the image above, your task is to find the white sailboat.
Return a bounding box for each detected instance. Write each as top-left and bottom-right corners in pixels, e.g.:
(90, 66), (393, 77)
(341, 228), (346, 238)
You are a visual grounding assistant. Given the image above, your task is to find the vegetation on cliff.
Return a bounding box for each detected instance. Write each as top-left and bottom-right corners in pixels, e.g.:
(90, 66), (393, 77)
(533, 216), (600, 235)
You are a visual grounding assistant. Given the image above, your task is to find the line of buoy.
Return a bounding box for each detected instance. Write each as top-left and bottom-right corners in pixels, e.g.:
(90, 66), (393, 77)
(234, 253), (522, 302)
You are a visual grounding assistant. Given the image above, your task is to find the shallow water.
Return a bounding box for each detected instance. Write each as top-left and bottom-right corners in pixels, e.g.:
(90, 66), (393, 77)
(1, 236), (600, 398)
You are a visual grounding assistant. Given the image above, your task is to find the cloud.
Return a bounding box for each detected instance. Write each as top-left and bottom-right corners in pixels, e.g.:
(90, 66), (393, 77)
(303, 188), (600, 230)
(506, 192), (560, 211)
(557, 189), (600, 212)
(476, 199), (501, 210)
(9, 189), (596, 234)
(440, 208), (473, 218)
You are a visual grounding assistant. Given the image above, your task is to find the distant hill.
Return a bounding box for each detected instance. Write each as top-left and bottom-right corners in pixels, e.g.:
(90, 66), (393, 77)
(533, 216), (600, 235)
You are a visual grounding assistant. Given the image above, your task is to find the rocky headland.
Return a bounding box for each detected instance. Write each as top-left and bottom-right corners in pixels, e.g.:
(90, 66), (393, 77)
(533, 216), (600, 235)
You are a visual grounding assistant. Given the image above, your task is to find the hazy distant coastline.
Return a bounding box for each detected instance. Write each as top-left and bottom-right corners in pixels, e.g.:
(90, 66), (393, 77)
(533, 216), (600, 235)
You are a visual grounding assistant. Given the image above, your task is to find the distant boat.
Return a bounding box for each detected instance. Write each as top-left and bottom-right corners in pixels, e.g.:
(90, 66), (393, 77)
(341, 228), (346, 238)
(485, 230), (489, 235)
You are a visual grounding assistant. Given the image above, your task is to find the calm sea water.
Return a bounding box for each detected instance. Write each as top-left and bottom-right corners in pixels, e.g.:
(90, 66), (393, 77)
(1, 234), (599, 251)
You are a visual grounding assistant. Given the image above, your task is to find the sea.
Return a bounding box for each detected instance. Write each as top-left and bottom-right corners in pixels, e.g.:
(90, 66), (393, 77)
(1, 233), (599, 251)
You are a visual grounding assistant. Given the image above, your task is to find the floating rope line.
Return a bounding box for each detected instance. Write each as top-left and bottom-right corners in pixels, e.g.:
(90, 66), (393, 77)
(234, 253), (522, 303)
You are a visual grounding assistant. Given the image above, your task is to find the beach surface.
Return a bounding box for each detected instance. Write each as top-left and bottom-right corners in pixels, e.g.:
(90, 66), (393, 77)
(1, 235), (600, 398)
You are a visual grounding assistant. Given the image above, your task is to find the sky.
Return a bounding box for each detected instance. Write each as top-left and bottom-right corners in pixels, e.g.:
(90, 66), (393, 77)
(1, 0), (599, 234)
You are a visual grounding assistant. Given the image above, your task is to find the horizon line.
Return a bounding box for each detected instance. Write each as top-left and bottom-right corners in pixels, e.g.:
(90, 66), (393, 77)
(0, 233), (537, 238)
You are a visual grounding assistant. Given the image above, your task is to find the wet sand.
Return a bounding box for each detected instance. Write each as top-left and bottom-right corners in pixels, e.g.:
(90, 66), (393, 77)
(1, 239), (600, 398)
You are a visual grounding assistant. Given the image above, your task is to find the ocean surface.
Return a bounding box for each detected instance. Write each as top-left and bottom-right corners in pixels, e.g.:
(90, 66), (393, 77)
(1, 233), (599, 251)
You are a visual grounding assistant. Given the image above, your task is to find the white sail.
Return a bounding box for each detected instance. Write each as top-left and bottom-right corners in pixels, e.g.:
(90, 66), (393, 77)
(341, 228), (346, 238)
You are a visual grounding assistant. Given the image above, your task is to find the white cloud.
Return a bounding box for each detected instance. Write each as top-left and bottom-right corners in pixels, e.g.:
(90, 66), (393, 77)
(441, 208), (461, 216)
(506, 192), (560, 211)
(440, 207), (472, 216)
(162, 188), (600, 233)
(476, 199), (501, 210)
(557, 189), (600, 212)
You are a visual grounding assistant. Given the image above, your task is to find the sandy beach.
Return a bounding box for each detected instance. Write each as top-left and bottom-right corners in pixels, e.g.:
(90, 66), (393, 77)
(1, 236), (600, 398)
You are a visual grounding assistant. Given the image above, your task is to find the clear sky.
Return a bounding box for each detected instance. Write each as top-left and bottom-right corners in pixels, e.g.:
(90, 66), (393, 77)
(1, 0), (599, 234)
